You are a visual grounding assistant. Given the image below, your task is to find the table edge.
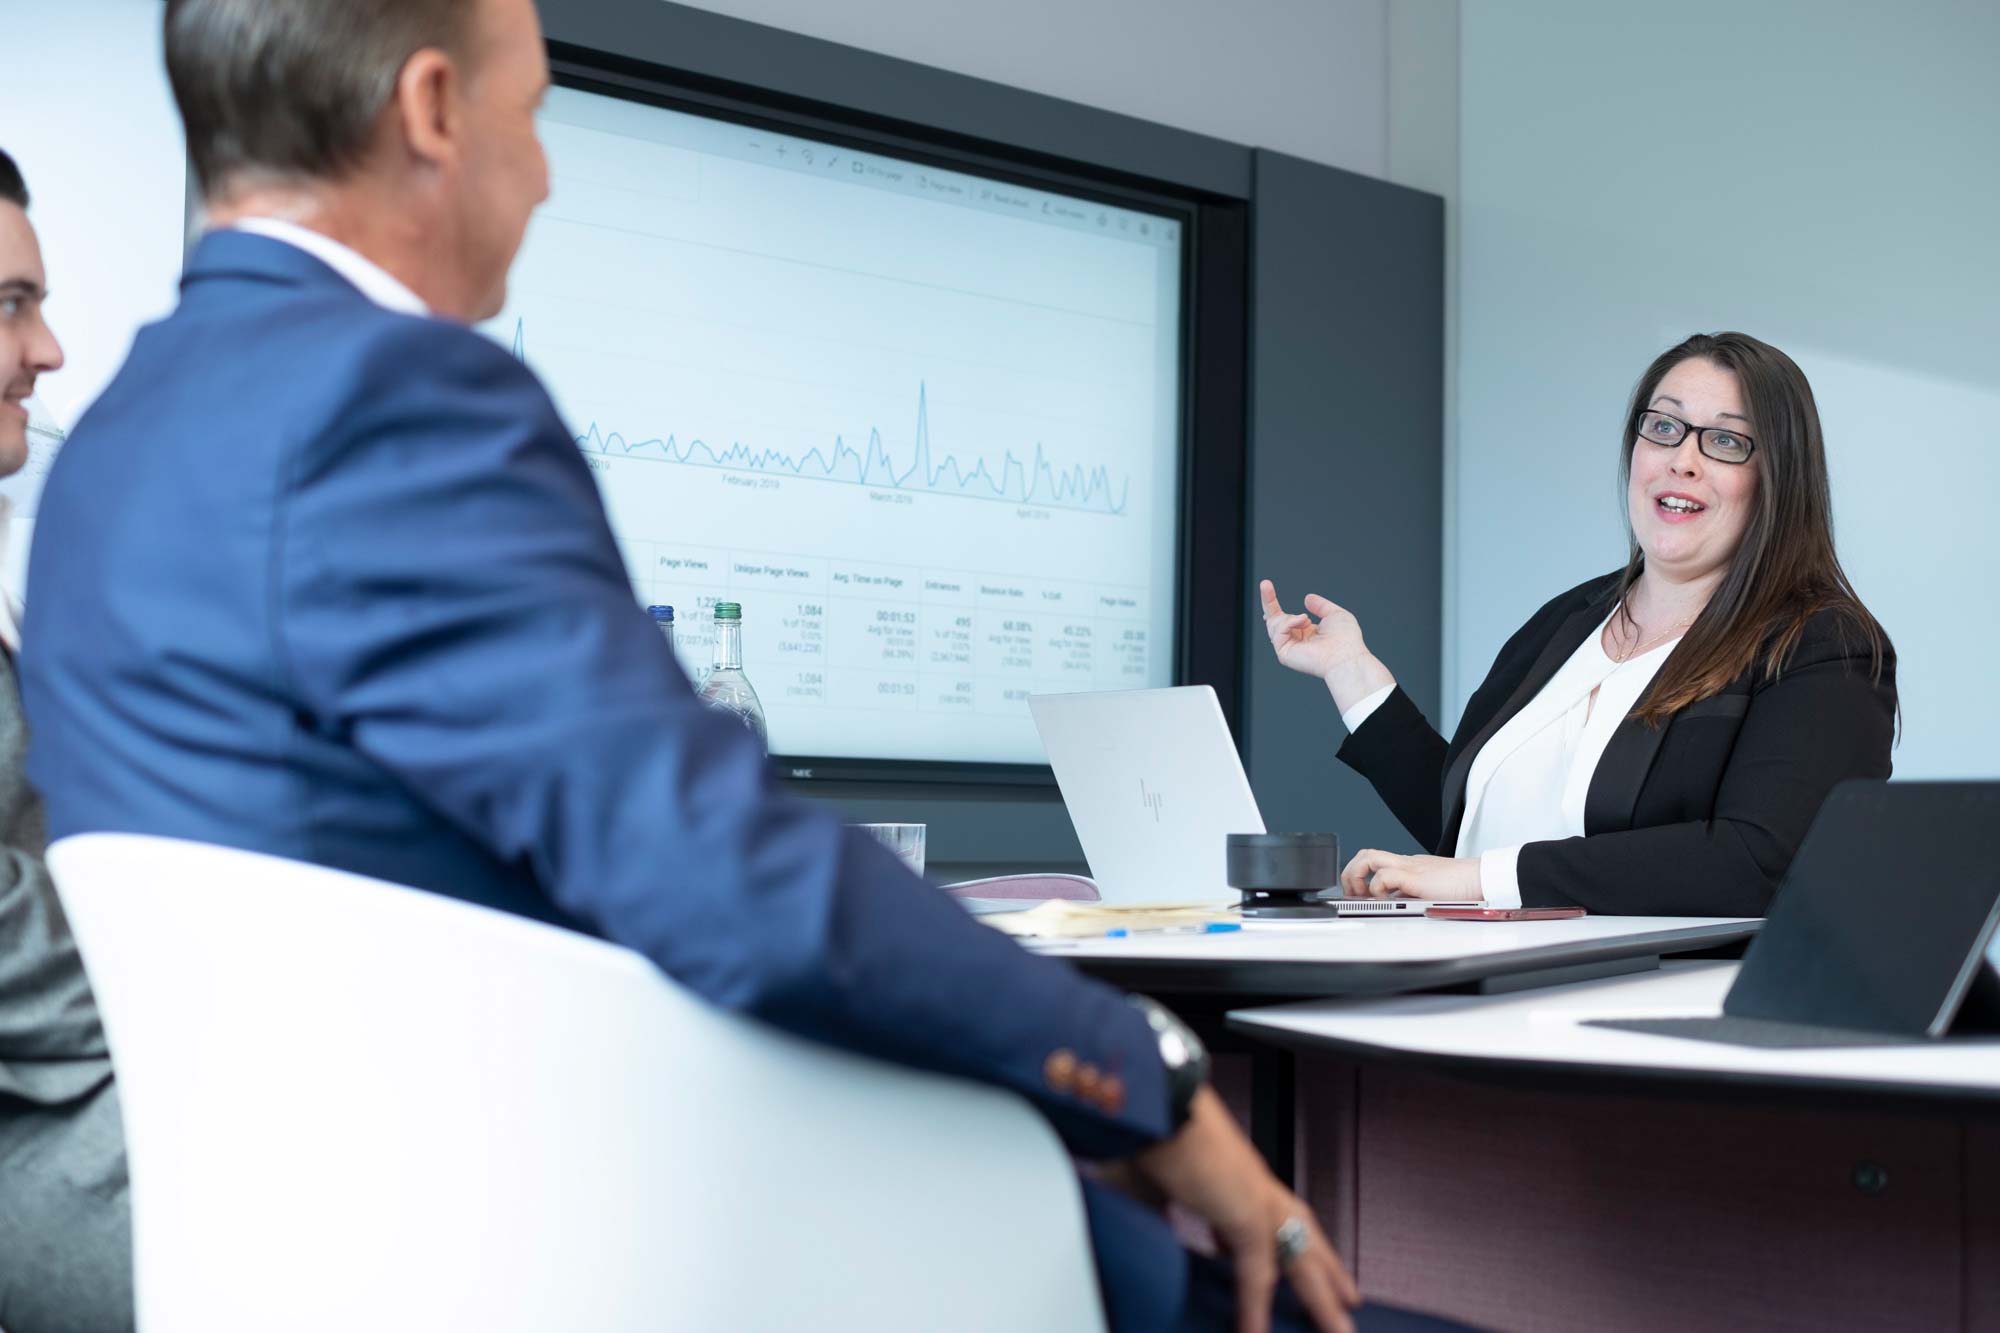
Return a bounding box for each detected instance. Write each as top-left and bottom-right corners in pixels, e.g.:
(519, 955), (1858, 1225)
(1063, 920), (1760, 998)
(1223, 1008), (2000, 1113)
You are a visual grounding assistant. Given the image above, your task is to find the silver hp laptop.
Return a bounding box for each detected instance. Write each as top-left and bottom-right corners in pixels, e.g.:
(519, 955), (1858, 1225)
(1028, 686), (1469, 914)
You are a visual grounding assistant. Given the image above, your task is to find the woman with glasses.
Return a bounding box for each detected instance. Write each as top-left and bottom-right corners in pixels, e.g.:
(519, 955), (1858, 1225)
(1260, 331), (1895, 916)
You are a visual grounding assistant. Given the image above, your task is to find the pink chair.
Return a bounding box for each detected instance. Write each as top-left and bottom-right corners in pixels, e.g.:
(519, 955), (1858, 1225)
(944, 872), (1101, 901)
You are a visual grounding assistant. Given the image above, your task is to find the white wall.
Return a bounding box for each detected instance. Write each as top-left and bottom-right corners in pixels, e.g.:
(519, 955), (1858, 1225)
(1455, 0), (2000, 778)
(1, 2), (185, 429)
(668, 0), (1397, 179)
(0, 0), (187, 597)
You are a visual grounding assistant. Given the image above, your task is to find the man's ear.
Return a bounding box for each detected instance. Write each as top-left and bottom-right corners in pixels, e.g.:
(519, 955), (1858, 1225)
(393, 48), (464, 171)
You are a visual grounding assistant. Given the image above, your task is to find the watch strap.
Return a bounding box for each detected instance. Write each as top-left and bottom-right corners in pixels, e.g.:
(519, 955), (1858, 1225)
(1128, 993), (1209, 1129)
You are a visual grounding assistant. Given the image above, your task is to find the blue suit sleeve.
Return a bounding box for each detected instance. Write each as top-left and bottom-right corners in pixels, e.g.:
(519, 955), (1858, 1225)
(276, 320), (1170, 1157)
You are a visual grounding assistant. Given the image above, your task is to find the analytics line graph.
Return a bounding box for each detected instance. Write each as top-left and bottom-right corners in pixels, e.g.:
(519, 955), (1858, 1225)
(511, 319), (1131, 516)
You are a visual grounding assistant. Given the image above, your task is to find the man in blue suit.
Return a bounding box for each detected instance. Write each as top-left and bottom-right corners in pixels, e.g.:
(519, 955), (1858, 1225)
(21, 2), (1375, 1330)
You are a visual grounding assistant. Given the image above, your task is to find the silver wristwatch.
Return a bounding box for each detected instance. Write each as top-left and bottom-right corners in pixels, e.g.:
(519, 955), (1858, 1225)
(1128, 994), (1210, 1129)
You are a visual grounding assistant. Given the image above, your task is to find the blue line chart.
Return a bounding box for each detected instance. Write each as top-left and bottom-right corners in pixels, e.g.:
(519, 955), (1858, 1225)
(510, 320), (1130, 516)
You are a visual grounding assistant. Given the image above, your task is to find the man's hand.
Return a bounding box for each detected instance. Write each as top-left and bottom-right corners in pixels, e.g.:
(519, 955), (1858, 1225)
(1340, 850), (1481, 901)
(1133, 1087), (1359, 1333)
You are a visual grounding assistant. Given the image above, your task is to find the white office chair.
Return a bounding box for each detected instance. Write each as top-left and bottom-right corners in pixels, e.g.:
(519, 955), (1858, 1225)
(49, 833), (1108, 1333)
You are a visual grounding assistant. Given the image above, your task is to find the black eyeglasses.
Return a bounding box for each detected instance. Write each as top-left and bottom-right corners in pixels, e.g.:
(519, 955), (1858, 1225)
(1632, 410), (1756, 465)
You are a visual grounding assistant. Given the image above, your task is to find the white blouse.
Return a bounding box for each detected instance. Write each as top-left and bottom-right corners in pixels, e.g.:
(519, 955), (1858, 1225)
(1341, 609), (1680, 906)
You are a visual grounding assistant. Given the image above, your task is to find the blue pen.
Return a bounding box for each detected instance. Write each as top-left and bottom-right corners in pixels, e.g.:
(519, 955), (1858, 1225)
(1105, 922), (1243, 938)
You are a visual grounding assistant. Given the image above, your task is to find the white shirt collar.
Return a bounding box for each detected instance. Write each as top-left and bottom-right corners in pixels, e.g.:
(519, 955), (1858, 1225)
(229, 217), (431, 317)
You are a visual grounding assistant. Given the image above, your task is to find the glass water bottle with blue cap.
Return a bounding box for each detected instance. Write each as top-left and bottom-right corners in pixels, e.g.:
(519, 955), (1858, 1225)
(697, 602), (767, 747)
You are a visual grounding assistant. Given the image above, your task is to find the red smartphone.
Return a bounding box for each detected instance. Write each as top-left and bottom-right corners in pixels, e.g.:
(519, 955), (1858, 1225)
(1427, 905), (1588, 921)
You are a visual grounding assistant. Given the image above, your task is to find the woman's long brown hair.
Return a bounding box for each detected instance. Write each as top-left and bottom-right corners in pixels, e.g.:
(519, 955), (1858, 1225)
(1615, 332), (1888, 726)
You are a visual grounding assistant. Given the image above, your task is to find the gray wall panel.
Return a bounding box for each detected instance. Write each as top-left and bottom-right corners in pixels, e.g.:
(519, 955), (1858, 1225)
(1245, 150), (1443, 858)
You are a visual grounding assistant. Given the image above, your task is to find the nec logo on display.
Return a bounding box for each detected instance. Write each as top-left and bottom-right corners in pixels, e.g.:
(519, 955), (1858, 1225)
(1140, 779), (1164, 822)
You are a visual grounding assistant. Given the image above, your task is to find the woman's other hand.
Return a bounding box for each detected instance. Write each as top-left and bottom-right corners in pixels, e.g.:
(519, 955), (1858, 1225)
(1258, 579), (1394, 713)
(1340, 850), (1482, 900)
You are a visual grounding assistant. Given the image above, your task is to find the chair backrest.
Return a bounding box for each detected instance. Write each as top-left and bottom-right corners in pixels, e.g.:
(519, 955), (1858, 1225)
(50, 833), (1106, 1333)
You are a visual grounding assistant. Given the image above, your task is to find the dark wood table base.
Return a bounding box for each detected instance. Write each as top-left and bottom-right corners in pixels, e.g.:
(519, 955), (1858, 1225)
(1289, 1060), (2000, 1332)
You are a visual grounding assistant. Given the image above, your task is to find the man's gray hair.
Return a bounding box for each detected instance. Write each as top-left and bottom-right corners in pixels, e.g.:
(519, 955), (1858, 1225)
(165, 0), (478, 197)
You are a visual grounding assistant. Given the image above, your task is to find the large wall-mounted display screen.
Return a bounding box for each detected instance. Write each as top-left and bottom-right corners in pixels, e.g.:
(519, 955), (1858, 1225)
(482, 85), (1185, 767)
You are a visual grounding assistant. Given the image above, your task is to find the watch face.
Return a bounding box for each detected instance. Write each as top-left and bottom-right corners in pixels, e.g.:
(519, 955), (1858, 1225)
(1131, 994), (1209, 1126)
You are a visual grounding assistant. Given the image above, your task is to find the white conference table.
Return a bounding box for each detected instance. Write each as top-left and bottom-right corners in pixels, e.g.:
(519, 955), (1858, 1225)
(1228, 958), (2000, 1107)
(1026, 912), (1760, 998)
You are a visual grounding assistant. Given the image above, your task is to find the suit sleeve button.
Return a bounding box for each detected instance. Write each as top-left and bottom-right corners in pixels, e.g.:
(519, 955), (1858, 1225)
(1044, 1049), (1078, 1092)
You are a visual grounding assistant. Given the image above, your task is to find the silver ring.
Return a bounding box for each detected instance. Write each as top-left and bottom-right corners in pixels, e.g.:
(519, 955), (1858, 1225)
(1275, 1216), (1311, 1265)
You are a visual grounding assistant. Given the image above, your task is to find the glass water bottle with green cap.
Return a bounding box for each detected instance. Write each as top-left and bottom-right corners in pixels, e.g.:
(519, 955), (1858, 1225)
(697, 601), (767, 746)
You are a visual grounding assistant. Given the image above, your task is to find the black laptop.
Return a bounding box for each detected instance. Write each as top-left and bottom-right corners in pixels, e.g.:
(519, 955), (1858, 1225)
(1589, 780), (2000, 1049)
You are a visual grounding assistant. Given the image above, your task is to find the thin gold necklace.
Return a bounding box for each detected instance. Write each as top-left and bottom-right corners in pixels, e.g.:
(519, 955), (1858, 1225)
(1611, 607), (1694, 663)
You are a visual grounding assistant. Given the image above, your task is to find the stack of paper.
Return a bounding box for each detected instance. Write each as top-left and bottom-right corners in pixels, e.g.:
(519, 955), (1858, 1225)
(981, 900), (1241, 939)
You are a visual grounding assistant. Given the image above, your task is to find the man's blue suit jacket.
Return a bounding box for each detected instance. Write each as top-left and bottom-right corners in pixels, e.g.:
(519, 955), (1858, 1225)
(22, 232), (1180, 1170)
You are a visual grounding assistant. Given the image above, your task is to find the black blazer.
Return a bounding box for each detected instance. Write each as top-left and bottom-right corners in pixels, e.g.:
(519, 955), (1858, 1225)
(1338, 572), (1897, 916)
